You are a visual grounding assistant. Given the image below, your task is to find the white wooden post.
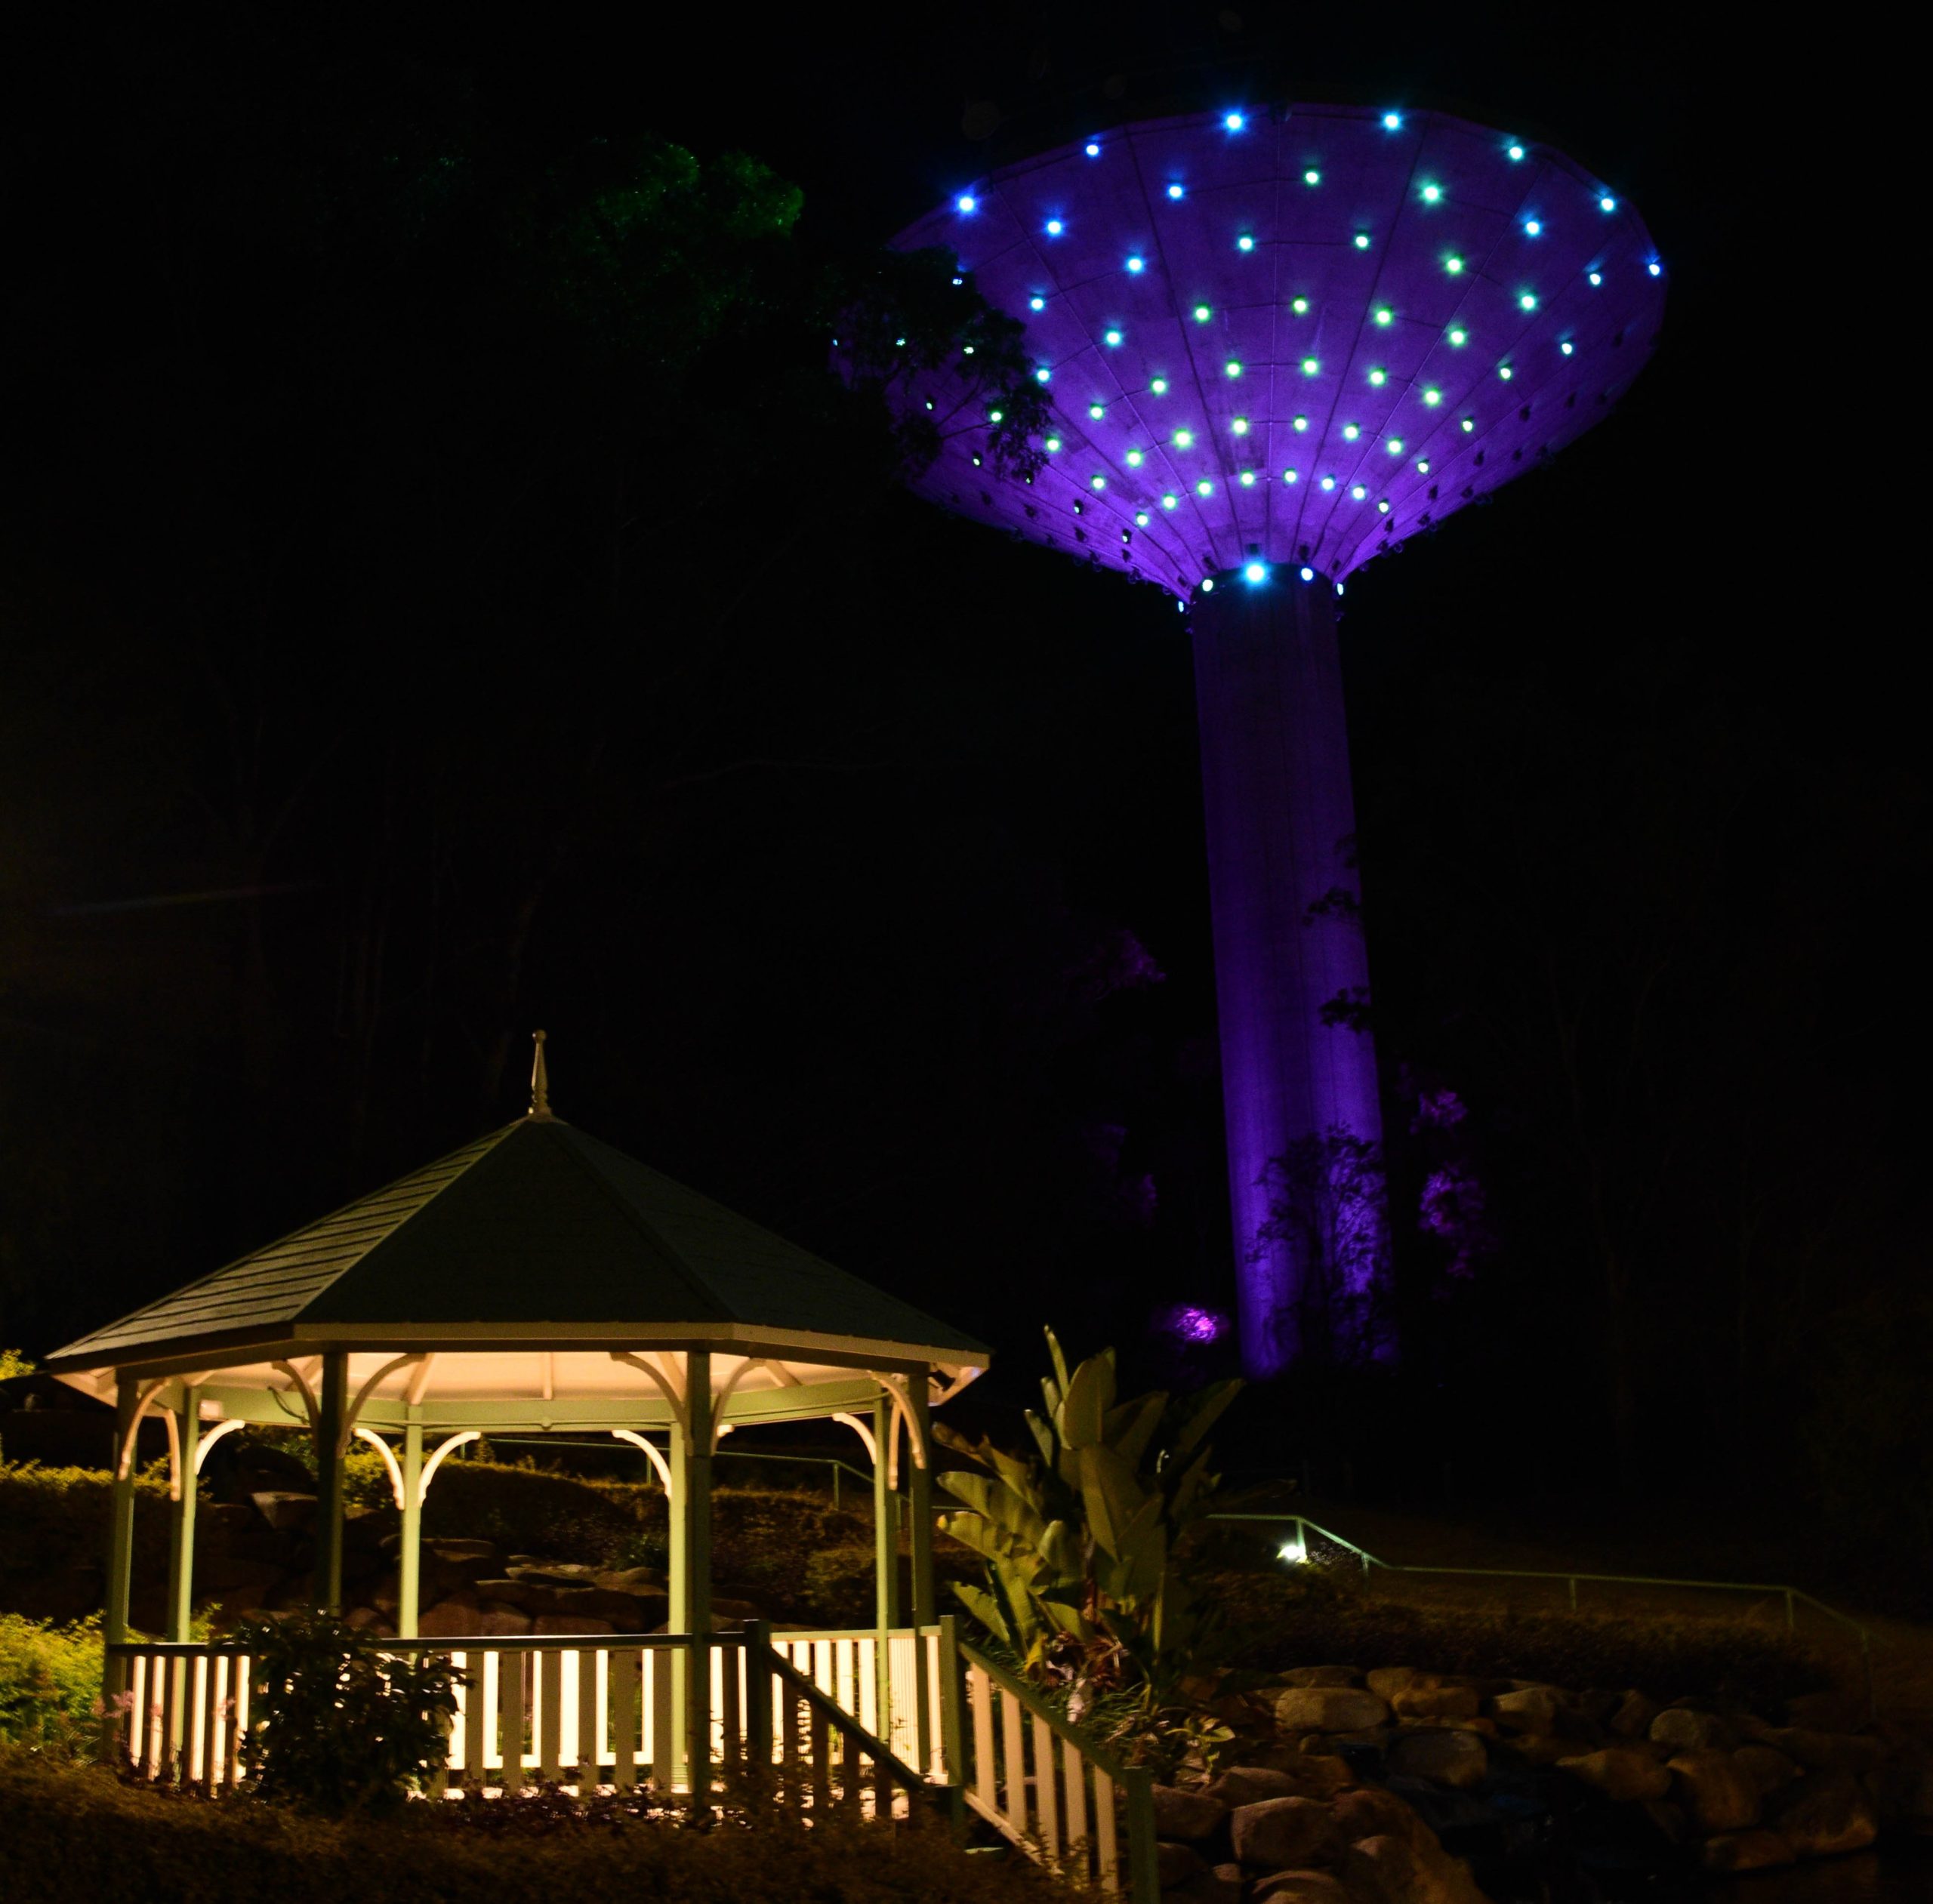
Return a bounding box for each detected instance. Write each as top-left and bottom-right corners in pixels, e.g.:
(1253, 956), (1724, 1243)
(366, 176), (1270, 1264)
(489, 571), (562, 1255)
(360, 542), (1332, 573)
(399, 1415), (424, 1638)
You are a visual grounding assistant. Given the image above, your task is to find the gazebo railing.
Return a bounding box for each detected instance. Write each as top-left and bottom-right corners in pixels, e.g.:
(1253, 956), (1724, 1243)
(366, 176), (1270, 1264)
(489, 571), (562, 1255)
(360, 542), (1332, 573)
(108, 1624), (952, 1804)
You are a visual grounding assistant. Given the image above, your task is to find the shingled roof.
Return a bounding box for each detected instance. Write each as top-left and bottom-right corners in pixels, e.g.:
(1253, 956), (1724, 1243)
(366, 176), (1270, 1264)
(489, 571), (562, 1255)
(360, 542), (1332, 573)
(46, 1116), (988, 1371)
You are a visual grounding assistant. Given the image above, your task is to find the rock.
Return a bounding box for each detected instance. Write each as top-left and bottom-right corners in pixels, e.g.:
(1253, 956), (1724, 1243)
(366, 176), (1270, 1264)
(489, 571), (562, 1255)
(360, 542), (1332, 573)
(1387, 1728), (1488, 1790)
(1667, 1750), (1761, 1833)
(550, 1585), (649, 1625)
(1230, 1796), (1340, 1869)
(594, 1566), (667, 1594)
(250, 1491), (316, 1531)
(1343, 1834), (1488, 1904)
(1301, 1728), (1387, 1752)
(1364, 1668), (1426, 1700)
(416, 1592), (531, 1638)
(1607, 1689), (1657, 1738)
(1787, 1688), (1868, 1733)
(1641, 1798), (1688, 1845)
(1273, 1687), (1390, 1733)
(1770, 1770), (1879, 1857)
(1491, 1687), (1564, 1735)
(1157, 1840), (1205, 1887)
(1501, 1734), (1580, 1767)
(1558, 1747), (1672, 1803)
(1210, 1762), (1352, 1807)
(1282, 1665), (1361, 1688)
(1328, 1786), (1430, 1848)
(507, 1563), (600, 1588)
(710, 1597), (763, 1627)
(1648, 1708), (1736, 1752)
(1252, 1874), (1350, 1902)
(342, 1605), (384, 1632)
(425, 1539), (498, 1564)
(1764, 1726), (1886, 1776)
(1392, 1684), (1481, 1721)
(532, 1613), (615, 1636)
(1169, 1865), (1244, 1904)
(1152, 1784), (1229, 1840)
(1734, 1743), (1802, 1797)
(1700, 1829), (1796, 1873)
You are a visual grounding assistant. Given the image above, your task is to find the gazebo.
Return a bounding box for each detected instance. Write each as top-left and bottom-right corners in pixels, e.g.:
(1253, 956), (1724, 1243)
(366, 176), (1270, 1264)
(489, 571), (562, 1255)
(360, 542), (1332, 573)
(44, 1038), (991, 1801)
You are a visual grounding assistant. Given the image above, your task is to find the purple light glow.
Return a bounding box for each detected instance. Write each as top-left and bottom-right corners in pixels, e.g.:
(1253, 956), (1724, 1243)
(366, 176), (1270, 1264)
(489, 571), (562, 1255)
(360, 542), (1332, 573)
(859, 106), (1661, 1375)
(1166, 1304), (1229, 1344)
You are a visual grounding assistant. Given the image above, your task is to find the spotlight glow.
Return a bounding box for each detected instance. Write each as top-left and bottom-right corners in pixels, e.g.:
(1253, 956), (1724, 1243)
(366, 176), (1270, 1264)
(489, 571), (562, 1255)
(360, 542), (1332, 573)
(1507, 142), (1525, 160)
(1421, 183), (1441, 202)
(1368, 368), (1387, 386)
(1196, 479), (1213, 495)
(1126, 256), (1145, 273)
(1382, 111), (1402, 129)
(956, 195), (977, 213)
(1105, 330), (1123, 346)
(1445, 255), (1464, 274)
(1231, 417), (1250, 434)
(1525, 219), (1542, 236)
(1448, 327), (1468, 346)
(1240, 469), (1256, 485)
(1224, 112), (1246, 131)
(1600, 196), (1616, 212)
(1423, 387), (1441, 405)
(1045, 218), (1064, 235)
(1589, 271), (1603, 285)
(1090, 402), (1106, 418)
(1173, 428), (1194, 448)
(1244, 561), (1268, 582)
(1084, 142), (1100, 157)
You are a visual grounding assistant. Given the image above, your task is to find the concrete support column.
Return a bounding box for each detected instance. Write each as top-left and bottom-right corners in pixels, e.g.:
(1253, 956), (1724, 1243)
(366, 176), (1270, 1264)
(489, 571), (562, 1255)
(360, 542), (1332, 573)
(398, 1415), (424, 1639)
(165, 1389), (200, 1641)
(1192, 570), (1386, 1375)
(313, 1351), (348, 1613)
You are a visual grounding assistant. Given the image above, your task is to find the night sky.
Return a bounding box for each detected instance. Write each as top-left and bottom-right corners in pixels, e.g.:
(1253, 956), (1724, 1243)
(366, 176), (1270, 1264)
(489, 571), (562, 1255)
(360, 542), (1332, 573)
(1, 9), (1920, 1520)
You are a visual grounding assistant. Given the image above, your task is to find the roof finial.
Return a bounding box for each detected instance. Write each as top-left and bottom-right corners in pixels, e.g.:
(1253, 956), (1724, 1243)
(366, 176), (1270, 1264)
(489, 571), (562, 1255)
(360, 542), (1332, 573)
(528, 1029), (552, 1119)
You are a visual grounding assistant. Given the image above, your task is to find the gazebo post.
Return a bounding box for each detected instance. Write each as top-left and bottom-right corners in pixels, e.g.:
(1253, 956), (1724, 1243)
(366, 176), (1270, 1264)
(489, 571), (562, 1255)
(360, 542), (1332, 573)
(165, 1386), (201, 1641)
(872, 1392), (898, 1727)
(671, 1348), (713, 1801)
(907, 1368), (936, 1773)
(397, 1414), (424, 1638)
(314, 1350), (348, 1614)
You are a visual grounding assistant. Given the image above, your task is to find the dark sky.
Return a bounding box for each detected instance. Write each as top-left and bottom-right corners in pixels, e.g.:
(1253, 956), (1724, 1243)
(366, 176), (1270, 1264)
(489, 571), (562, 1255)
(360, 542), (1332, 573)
(1, 5), (1919, 1478)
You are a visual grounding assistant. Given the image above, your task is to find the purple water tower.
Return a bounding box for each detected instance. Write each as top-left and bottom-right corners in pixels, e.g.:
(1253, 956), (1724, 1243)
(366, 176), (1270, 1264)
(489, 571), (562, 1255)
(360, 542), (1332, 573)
(865, 106), (1663, 1376)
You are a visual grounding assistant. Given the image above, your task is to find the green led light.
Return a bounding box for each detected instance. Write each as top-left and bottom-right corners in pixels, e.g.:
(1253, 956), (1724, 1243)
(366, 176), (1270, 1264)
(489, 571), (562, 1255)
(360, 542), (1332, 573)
(1368, 368), (1387, 386)
(1421, 183), (1442, 203)
(1447, 327), (1468, 346)
(1231, 417), (1250, 435)
(1416, 458), (1430, 473)
(1343, 423), (1361, 441)
(1374, 307), (1393, 325)
(1126, 449), (1145, 466)
(1135, 511), (1150, 525)
(1293, 414), (1309, 431)
(1498, 365), (1514, 380)
(1238, 233), (1255, 251)
(1445, 255), (1464, 275)
(1302, 357), (1319, 375)
(1519, 292), (1538, 311)
(1150, 377), (1169, 395)
(1239, 470), (1256, 486)
(1193, 304), (1212, 322)
(1386, 438), (1404, 454)
(1291, 295), (1310, 314)
(1162, 493), (1179, 509)
(1090, 475), (1107, 490)
(1350, 484), (1367, 500)
(1173, 428), (1194, 448)
(1282, 467), (1299, 482)
(1195, 479), (1213, 496)
(1460, 417), (1475, 432)
(988, 409), (1003, 422)
(1304, 168), (1321, 186)
(1225, 360), (1243, 377)
(1423, 388), (1442, 405)
(1045, 436), (1062, 451)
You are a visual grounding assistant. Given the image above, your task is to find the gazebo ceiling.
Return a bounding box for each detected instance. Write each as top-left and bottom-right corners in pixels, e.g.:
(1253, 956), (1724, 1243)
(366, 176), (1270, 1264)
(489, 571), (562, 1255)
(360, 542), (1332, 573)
(46, 1113), (988, 1407)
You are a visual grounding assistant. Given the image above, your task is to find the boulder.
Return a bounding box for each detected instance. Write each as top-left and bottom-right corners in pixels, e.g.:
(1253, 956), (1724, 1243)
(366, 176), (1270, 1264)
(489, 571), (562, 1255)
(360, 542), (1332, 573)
(1667, 1751), (1761, 1834)
(425, 1538), (498, 1563)
(1274, 1687), (1390, 1733)
(1763, 1726), (1886, 1776)
(1699, 1829), (1796, 1873)
(1501, 1734), (1581, 1768)
(1364, 1668), (1426, 1700)
(711, 1597), (763, 1628)
(1558, 1748), (1672, 1803)
(1327, 1786), (1429, 1848)
(1156, 1840), (1205, 1887)
(1210, 1762), (1352, 1807)
(1252, 1874), (1350, 1902)
(250, 1491), (317, 1531)
(1168, 1865), (1245, 1904)
(1787, 1688), (1868, 1733)
(1392, 1684), (1481, 1722)
(1281, 1665), (1361, 1689)
(507, 1563), (600, 1588)
(342, 1606), (387, 1633)
(1648, 1708), (1736, 1753)
(1230, 1796), (1340, 1869)
(1343, 1834), (1488, 1904)
(1151, 1784), (1229, 1841)
(594, 1566), (667, 1595)
(1770, 1770), (1879, 1858)
(532, 1613), (615, 1636)
(1491, 1687), (1564, 1736)
(1733, 1743), (1802, 1797)
(1607, 1690), (1658, 1738)
(1387, 1728), (1488, 1791)
(550, 1585), (649, 1625)
(1301, 1728), (1387, 1752)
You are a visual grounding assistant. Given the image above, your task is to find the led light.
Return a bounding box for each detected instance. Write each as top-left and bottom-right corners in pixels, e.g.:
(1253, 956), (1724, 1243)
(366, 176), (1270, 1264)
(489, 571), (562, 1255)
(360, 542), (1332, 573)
(1091, 474), (1106, 490)
(971, 454), (982, 466)
(1225, 112), (1246, 131)
(988, 409), (1003, 423)
(1302, 356), (1320, 375)
(1320, 475), (1336, 491)
(1416, 458), (1430, 473)
(1084, 142), (1101, 157)
(1293, 414), (1309, 432)
(1035, 368), (1051, 383)
(1136, 511), (1150, 525)
(1561, 340), (1575, 356)
(1422, 183), (1441, 202)
(1196, 479), (1213, 495)
(1173, 428), (1194, 448)
(1648, 260), (1662, 276)
(1291, 295), (1309, 313)
(1448, 327), (1468, 346)
(1029, 295), (1045, 312)
(1240, 470), (1256, 485)
(1225, 359), (1243, 377)
(1445, 255), (1464, 274)
(1600, 196), (1616, 213)
(1423, 387), (1441, 405)
(1377, 499), (1392, 513)
(1460, 417), (1475, 432)
(956, 195), (977, 213)
(1201, 577), (1214, 592)
(1231, 417), (1250, 434)
(1167, 183), (1184, 200)
(1238, 233), (1255, 251)
(1589, 270), (1603, 285)
(1194, 304), (1213, 322)
(1507, 142), (1525, 160)
(1304, 168), (1321, 186)
(1336, 583), (1344, 596)
(1126, 449), (1145, 466)
(1162, 493), (1179, 509)
(1499, 365), (1514, 380)
(1354, 233), (1371, 249)
(1368, 368), (1387, 386)
(1090, 402), (1106, 418)
(1525, 219), (1542, 236)
(1383, 111), (1402, 129)
(1343, 423), (1361, 440)
(1244, 561), (1268, 582)
(1282, 467), (1299, 482)
(1351, 484), (1367, 500)
(1046, 218), (1064, 235)
(1126, 256), (1145, 273)
(1375, 307), (1393, 325)
(1150, 377), (1169, 395)
(1387, 438), (1404, 454)
(1300, 565), (1315, 581)
(963, 345), (974, 353)
(1105, 329), (1124, 346)
(1519, 293), (1537, 311)
(1046, 436), (1062, 451)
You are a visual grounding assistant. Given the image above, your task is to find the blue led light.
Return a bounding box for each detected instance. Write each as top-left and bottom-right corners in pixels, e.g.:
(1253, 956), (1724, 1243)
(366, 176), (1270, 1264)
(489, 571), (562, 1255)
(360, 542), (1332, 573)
(1084, 142), (1101, 157)
(1126, 255), (1145, 273)
(1237, 234), (1255, 251)
(1034, 368), (1050, 383)
(1507, 142), (1525, 161)
(1105, 329), (1124, 346)
(1224, 112), (1246, 131)
(1300, 565), (1315, 581)
(1244, 562), (1268, 583)
(1029, 295), (1045, 311)
(1600, 196), (1616, 213)
(1589, 270), (1603, 286)
(1648, 260), (1662, 276)
(1525, 219), (1542, 236)
(1045, 218), (1064, 236)
(1354, 233), (1371, 249)
(1382, 111), (1403, 129)
(956, 195), (977, 214)
(1167, 183), (1184, 200)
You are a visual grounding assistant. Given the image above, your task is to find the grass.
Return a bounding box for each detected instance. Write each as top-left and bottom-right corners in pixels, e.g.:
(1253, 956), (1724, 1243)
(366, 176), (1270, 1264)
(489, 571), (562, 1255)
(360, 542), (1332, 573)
(0, 1750), (1075, 1904)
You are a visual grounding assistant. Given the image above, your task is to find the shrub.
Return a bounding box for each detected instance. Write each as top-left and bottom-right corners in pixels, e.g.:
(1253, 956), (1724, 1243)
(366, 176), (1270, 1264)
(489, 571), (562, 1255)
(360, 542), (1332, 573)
(0, 1613), (103, 1748)
(235, 1613), (461, 1816)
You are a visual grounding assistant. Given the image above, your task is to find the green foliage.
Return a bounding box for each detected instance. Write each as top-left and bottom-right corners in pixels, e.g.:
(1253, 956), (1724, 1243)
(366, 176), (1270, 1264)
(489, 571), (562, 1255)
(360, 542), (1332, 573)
(0, 1613), (102, 1751)
(235, 1613), (461, 1816)
(0, 1350), (33, 1383)
(0, 1751), (1053, 1904)
(0, 1462), (171, 1622)
(938, 1327), (1239, 1708)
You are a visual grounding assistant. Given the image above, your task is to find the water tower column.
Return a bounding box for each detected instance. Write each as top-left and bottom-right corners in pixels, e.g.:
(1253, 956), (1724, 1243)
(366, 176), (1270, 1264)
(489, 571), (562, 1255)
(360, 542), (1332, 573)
(1190, 572), (1384, 1376)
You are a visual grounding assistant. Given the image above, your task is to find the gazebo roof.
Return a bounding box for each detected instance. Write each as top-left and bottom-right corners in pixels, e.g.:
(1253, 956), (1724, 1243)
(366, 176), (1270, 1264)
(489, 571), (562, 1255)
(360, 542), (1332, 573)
(46, 1113), (989, 1381)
